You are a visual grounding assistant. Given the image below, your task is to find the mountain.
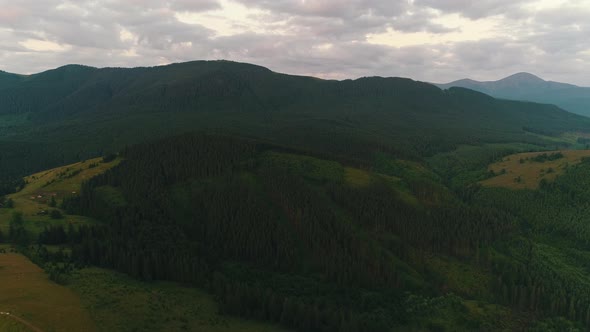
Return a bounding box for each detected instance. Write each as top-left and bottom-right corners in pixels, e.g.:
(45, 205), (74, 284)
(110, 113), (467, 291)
(437, 72), (590, 116)
(1, 60), (589, 182)
(4, 61), (590, 330)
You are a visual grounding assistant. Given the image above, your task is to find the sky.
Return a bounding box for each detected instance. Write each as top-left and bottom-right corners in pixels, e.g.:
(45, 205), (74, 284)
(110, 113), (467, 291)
(1, 0), (590, 85)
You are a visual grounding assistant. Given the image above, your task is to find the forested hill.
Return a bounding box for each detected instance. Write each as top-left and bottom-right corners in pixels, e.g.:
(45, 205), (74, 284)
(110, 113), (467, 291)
(44, 132), (590, 330)
(58, 133), (516, 331)
(1, 60), (590, 184)
(4, 62), (590, 330)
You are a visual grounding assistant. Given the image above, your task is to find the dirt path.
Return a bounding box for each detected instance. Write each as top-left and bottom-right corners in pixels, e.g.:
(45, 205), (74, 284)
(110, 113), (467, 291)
(0, 311), (44, 332)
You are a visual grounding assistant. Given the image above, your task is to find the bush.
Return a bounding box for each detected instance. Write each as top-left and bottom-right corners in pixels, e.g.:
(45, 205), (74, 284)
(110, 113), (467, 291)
(102, 153), (117, 163)
(50, 210), (63, 219)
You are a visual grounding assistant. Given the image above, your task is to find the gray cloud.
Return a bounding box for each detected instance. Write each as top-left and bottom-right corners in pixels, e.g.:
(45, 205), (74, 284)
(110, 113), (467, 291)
(414, 0), (533, 19)
(236, 0), (408, 19)
(0, 0), (589, 86)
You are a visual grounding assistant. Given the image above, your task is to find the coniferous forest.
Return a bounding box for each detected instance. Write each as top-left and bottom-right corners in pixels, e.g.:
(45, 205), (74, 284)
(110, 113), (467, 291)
(51, 133), (590, 331)
(2, 61), (590, 331)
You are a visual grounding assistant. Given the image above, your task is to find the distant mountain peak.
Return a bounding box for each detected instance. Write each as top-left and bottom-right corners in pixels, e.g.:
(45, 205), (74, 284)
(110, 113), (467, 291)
(501, 72), (545, 83)
(436, 71), (590, 116)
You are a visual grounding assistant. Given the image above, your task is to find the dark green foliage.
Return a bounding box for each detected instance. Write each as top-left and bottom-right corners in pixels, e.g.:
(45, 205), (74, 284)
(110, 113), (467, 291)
(531, 152), (564, 163)
(9, 211), (29, 246)
(49, 209), (63, 219)
(38, 225), (68, 245)
(45, 262), (74, 285)
(471, 160), (590, 328)
(102, 153), (117, 163)
(3, 61), (590, 330)
(529, 317), (584, 332)
(1, 61), (588, 182)
(1, 196), (14, 208)
(59, 134), (519, 331)
(20, 244), (76, 285)
(0, 177), (25, 197)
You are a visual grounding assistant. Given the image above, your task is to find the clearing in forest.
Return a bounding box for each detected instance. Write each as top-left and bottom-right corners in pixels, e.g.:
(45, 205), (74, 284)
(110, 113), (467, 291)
(0, 253), (97, 331)
(480, 150), (590, 189)
(0, 157), (119, 236)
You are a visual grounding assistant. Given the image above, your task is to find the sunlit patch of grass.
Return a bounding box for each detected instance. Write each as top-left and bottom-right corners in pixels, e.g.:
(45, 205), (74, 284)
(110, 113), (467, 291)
(480, 150), (590, 189)
(70, 268), (290, 332)
(262, 151), (344, 183)
(344, 167), (371, 187)
(424, 255), (493, 301)
(0, 253), (97, 331)
(0, 316), (31, 332)
(0, 157), (119, 236)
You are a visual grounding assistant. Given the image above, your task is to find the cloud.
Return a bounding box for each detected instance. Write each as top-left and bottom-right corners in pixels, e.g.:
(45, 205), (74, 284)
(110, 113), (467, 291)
(414, 0), (533, 19)
(171, 0), (221, 12)
(0, 0), (589, 86)
(235, 0), (407, 19)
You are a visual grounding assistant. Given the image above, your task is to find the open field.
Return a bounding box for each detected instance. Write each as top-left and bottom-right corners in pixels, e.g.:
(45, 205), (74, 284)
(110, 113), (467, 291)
(0, 253), (97, 332)
(480, 150), (590, 189)
(0, 157), (119, 236)
(0, 315), (32, 332)
(69, 268), (289, 332)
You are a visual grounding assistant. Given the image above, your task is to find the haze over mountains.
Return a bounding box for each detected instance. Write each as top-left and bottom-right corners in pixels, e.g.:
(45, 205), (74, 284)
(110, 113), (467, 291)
(437, 73), (590, 117)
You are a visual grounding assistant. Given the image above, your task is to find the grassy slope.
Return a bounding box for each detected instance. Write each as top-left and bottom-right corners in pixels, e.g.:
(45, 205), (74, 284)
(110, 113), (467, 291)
(70, 268), (290, 332)
(0, 317), (31, 332)
(0, 253), (97, 332)
(0, 157), (118, 235)
(481, 150), (590, 189)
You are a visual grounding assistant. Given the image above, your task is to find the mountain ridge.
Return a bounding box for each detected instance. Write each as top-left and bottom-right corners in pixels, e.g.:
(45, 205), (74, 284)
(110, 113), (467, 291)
(437, 72), (590, 116)
(1, 60), (590, 180)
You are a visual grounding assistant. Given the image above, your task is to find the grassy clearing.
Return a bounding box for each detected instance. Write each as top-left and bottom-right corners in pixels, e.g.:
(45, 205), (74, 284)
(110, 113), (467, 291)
(425, 255), (493, 301)
(0, 253), (96, 332)
(69, 267), (290, 332)
(480, 150), (590, 189)
(344, 167), (371, 186)
(0, 316), (31, 332)
(262, 151), (344, 183)
(0, 157), (119, 236)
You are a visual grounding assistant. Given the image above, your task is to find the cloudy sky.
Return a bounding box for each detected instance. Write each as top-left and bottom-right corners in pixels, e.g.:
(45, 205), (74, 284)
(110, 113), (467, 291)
(1, 0), (590, 85)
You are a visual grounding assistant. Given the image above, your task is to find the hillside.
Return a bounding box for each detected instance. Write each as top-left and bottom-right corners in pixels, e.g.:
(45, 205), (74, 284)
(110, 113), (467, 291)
(43, 134), (527, 331)
(0, 253), (97, 332)
(437, 73), (590, 116)
(481, 150), (590, 189)
(1, 61), (590, 184)
(2, 61), (590, 331)
(19, 133), (584, 330)
(3, 132), (590, 330)
(0, 156), (291, 332)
